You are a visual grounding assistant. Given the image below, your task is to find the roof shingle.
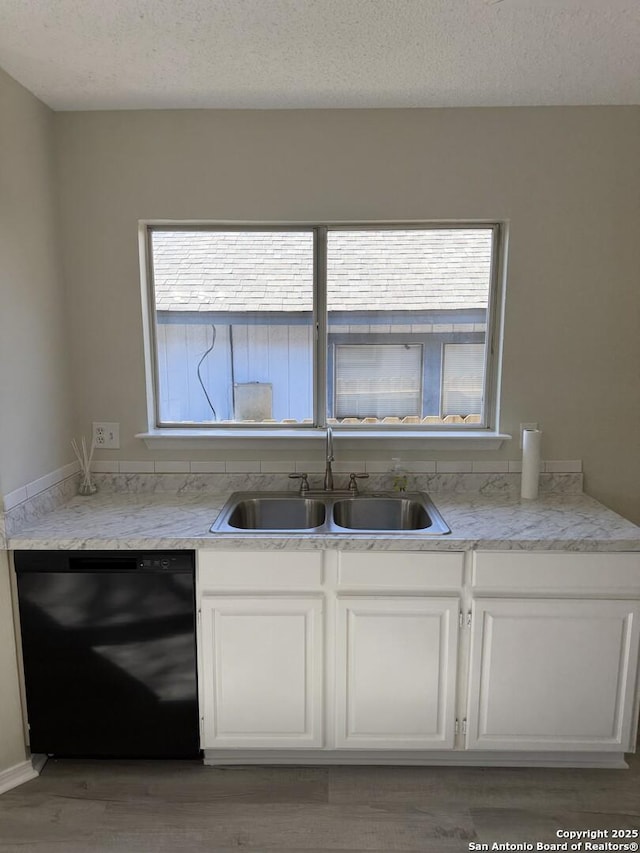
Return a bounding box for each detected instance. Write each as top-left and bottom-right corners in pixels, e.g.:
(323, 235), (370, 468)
(152, 229), (492, 313)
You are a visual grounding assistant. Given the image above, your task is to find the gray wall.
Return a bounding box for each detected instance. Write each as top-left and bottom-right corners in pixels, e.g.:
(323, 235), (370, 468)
(53, 107), (640, 523)
(0, 67), (74, 496)
(0, 549), (26, 772)
(0, 66), (74, 773)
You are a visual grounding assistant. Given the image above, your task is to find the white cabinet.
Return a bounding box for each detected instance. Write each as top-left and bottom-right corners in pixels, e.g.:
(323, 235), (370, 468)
(197, 547), (640, 766)
(466, 594), (640, 752)
(200, 595), (323, 748)
(335, 596), (459, 749)
(467, 551), (640, 755)
(336, 551), (464, 592)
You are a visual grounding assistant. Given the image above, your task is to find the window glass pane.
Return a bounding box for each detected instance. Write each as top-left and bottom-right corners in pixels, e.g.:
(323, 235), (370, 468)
(442, 343), (486, 417)
(335, 344), (422, 418)
(151, 230), (314, 424)
(327, 229), (493, 425)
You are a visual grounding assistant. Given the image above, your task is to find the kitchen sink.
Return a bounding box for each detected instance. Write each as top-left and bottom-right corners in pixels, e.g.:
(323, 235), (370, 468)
(226, 497), (326, 530)
(332, 497), (433, 531)
(211, 491), (450, 535)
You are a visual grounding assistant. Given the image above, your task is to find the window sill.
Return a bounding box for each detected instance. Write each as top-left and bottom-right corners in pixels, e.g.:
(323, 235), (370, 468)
(136, 429), (512, 451)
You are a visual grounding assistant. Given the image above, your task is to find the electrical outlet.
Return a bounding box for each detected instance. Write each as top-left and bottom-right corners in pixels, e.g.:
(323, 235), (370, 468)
(93, 422), (120, 449)
(519, 422), (539, 450)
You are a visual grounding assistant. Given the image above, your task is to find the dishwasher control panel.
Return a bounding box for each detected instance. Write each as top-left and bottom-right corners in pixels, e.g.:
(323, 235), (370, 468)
(138, 553), (194, 572)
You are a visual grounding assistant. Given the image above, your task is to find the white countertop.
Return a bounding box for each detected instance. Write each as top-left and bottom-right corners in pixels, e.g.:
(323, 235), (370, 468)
(7, 489), (640, 551)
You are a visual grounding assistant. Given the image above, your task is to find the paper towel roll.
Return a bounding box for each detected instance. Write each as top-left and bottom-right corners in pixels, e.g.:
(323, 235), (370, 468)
(521, 429), (542, 500)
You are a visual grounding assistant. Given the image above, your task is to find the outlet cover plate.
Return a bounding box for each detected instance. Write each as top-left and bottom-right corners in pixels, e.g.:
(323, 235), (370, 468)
(93, 422), (120, 449)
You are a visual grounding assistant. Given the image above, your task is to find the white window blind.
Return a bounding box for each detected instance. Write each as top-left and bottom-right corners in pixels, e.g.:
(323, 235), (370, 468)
(441, 343), (485, 417)
(335, 344), (423, 419)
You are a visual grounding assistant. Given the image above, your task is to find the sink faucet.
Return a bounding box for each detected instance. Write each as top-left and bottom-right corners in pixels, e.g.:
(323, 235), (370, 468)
(323, 426), (334, 491)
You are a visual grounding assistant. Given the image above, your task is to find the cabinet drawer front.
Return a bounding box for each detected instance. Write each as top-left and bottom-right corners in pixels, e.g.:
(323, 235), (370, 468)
(199, 550), (323, 590)
(473, 552), (640, 595)
(338, 552), (464, 591)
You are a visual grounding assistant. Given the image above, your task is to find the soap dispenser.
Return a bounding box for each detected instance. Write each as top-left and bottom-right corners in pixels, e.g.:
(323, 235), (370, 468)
(391, 457), (409, 492)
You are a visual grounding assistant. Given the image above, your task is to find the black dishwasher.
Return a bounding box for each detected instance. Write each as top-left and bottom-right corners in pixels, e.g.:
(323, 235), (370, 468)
(15, 550), (200, 758)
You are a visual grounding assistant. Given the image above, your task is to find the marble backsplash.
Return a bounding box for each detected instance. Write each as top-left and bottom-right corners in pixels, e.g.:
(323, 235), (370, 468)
(2, 469), (583, 539)
(3, 475), (80, 541)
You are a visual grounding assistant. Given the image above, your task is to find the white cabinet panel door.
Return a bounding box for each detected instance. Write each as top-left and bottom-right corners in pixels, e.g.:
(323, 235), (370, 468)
(336, 597), (459, 749)
(466, 599), (640, 752)
(201, 596), (323, 748)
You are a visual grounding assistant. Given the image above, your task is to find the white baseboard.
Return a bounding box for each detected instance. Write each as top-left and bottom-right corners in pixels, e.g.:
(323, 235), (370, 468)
(0, 756), (42, 795)
(203, 748), (628, 769)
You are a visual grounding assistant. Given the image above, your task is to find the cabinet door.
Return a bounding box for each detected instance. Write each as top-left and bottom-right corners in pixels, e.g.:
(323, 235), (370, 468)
(466, 599), (640, 752)
(336, 597), (459, 749)
(200, 596), (323, 748)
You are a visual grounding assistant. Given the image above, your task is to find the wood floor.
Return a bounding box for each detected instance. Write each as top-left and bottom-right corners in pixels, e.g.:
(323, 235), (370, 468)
(1, 752), (639, 852)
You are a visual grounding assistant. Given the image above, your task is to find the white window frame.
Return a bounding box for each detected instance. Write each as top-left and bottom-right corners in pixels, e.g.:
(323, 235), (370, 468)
(138, 221), (510, 450)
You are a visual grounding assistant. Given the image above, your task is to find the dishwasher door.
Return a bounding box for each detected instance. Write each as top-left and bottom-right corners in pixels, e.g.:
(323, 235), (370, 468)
(15, 551), (200, 758)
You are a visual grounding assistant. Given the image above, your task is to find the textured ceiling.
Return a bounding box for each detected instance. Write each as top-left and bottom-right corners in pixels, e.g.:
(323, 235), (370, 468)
(0, 0), (638, 111)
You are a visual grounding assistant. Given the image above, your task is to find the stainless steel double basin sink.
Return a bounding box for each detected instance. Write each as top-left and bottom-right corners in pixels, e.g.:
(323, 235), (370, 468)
(210, 491), (450, 535)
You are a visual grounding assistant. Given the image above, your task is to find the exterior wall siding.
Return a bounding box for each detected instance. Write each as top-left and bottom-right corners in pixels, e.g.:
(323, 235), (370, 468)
(157, 323), (313, 422)
(158, 321), (483, 423)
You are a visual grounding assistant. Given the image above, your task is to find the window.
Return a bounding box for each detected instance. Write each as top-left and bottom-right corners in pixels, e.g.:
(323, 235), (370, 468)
(441, 343), (486, 418)
(143, 224), (502, 431)
(334, 344), (423, 419)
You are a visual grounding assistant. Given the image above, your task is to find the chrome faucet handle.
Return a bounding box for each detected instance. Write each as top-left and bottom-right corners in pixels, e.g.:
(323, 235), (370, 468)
(288, 473), (310, 494)
(348, 473), (369, 493)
